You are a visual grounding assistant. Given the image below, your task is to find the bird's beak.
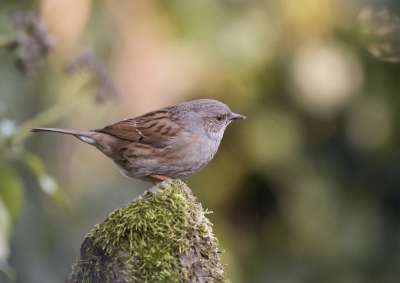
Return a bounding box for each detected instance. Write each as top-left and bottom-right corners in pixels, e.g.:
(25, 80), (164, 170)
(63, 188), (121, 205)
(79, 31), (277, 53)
(230, 113), (246, 120)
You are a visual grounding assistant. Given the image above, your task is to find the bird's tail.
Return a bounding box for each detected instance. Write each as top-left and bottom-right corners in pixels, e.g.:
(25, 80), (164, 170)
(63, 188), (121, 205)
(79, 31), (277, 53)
(30, 127), (99, 145)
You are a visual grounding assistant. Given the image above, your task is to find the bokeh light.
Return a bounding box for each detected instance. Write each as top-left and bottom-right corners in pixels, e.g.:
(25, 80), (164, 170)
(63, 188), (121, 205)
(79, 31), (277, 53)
(289, 42), (363, 118)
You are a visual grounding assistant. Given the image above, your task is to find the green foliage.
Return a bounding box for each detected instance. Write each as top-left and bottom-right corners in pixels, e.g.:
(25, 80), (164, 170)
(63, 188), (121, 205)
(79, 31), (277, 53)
(0, 163), (24, 221)
(0, 197), (12, 262)
(19, 152), (70, 211)
(0, 162), (23, 272)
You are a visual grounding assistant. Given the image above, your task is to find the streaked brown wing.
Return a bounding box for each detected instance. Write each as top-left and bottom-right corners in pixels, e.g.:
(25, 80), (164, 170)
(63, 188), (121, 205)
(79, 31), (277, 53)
(96, 108), (183, 148)
(96, 119), (141, 141)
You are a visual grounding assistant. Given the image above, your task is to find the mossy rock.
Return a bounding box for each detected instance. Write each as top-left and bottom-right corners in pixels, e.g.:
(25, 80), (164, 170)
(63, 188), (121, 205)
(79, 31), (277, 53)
(65, 179), (228, 283)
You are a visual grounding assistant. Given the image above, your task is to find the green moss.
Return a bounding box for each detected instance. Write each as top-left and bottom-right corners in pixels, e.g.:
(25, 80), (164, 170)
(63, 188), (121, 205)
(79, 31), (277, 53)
(66, 179), (228, 283)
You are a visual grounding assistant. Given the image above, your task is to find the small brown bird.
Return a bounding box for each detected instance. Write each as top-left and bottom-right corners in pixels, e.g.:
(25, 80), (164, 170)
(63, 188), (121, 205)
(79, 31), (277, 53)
(31, 99), (245, 182)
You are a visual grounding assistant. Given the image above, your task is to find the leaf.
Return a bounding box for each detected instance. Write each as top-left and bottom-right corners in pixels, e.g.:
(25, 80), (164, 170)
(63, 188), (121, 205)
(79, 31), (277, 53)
(38, 174), (71, 211)
(0, 163), (24, 220)
(0, 197), (11, 262)
(0, 181), (18, 281)
(19, 152), (71, 211)
(18, 151), (46, 178)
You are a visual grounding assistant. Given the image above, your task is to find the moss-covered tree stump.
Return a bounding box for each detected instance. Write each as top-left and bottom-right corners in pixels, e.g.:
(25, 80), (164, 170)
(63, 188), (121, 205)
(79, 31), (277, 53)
(65, 179), (228, 283)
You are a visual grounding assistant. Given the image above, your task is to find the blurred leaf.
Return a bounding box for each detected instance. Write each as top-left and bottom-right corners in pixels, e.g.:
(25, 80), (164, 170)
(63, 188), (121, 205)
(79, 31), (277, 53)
(20, 152), (69, 210)
(19, 152), (71, 211)
(18, 151), (46, 178)
(38, 174), (71, 211)
(48, 188), (71, 211)
(0, 197), (16, 282)
(0, 197), (11, 262)
(0, 163), (24, 220)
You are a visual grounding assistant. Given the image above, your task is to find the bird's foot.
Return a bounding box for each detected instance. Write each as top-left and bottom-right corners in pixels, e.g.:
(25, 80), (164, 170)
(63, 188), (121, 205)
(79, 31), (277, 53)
(150, 174), (172, 185)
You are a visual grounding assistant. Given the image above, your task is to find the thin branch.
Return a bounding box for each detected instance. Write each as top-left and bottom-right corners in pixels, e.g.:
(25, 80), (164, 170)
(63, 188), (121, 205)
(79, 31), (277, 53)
(13, 74), (91, 143)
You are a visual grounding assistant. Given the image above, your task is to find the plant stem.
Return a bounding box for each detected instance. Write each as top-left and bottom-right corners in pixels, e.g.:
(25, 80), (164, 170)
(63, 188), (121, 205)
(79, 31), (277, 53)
(13, 74), (91, 143)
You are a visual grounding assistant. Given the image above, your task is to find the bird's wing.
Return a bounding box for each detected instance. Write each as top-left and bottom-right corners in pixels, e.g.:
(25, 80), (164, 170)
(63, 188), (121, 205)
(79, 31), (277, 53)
(96, 108), (183, 148)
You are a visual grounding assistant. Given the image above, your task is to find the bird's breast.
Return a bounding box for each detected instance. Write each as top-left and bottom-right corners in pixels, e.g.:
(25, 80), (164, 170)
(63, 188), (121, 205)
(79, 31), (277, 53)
(167, 132), (221, 177)
(111, 131), (222, 180)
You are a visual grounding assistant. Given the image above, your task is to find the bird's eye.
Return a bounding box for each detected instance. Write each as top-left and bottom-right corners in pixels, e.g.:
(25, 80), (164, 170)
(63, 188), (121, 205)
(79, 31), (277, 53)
(216, 115), (223, 121)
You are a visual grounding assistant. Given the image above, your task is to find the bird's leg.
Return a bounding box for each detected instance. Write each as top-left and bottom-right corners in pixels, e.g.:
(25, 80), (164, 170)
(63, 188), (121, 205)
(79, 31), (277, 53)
(150, 174), (172, 185)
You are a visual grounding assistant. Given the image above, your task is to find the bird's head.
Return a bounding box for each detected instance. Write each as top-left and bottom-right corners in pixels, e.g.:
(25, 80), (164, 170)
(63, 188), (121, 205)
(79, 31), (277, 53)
(177, 99), (245, 139)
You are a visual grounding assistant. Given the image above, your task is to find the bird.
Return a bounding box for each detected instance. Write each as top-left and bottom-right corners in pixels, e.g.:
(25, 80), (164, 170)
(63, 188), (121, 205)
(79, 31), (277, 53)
(30, 99), (245, 183)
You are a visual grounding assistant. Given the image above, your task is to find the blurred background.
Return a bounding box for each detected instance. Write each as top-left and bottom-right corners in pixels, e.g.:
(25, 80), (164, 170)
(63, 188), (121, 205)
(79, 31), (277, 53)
(1, 0), (400, 282)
